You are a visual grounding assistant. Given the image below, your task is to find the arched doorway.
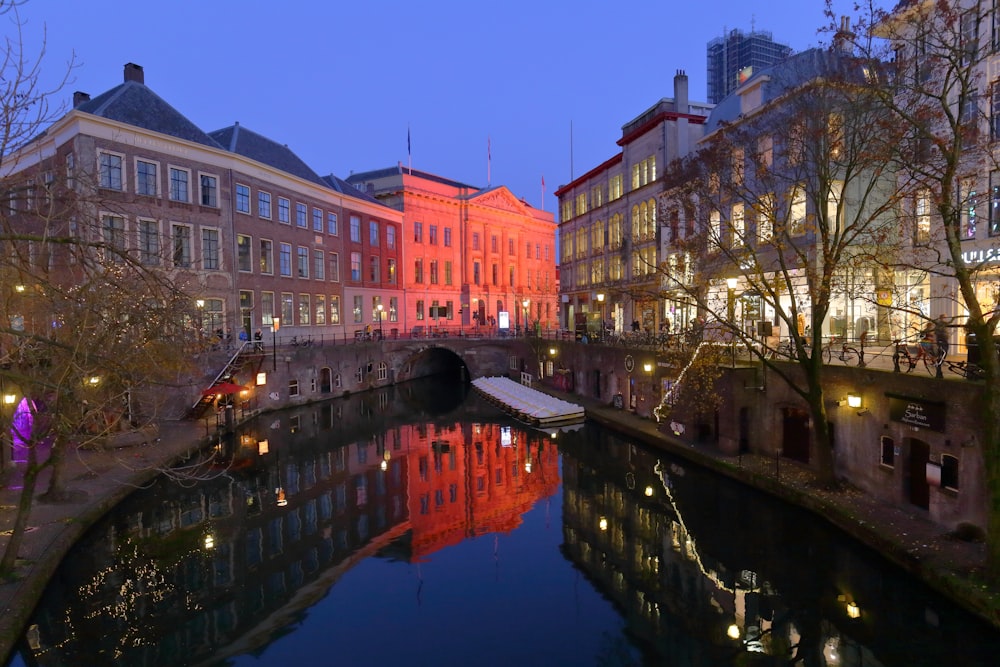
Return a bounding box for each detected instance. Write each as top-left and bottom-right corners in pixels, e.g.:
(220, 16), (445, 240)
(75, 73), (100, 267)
(781, 407), (810, 463)
(905, 437), (930, 510)
(319, 367), (332, 393)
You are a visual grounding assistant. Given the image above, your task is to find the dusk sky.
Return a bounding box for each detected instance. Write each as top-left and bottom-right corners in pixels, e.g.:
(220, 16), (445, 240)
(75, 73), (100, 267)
(19, 0), (862, 218)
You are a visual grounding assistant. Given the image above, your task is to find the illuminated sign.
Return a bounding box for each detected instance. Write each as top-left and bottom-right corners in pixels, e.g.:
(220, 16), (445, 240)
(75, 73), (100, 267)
(962, 247), (1000, 265)
(887, 393), (945, 432)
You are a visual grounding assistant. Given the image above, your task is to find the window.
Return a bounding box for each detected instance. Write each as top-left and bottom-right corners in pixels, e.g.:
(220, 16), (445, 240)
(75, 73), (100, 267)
(473, 261), (481, 285)
(99, 152), (123, 190)
(961, 179), (978, 238)
(414, 221), (423, 243)
(492, 263), (499, 286)
(389, 297), (398, 322)
(200, 174), (218, 207)
(260, 239), (273, 274)
(576, 192), (587, 215)
(445, 261), (453, 285)
(261, 292), (274, 325)
(101, 214), (126, 262)
(202, 228), (220, 270)
(138, 219), (159, 266)
(330, 295), (341, 324)
(414, 258), (424, 283)
(731, 147), (744, 186)
(789, 185), (806, 235)
(350, 215), (361, 243)
(416, 299), (424, 321)
(235, 184), (250, 214)
(915, 189), (931, 244)
(236, 235), (252, 272)
(757, 194), (775, 243)
(386, 224), (395, 249)
(526, 241), (531, 258)
(353, 295), (363, 323)
(370, 255), (380, 282)
(443, 227), (451, 247)
(281, 292), (294, 324)
(299, 294), (311, 325)
(315, 294), (326, 325)
(991, 173), (1000, 236)
(350, 252), (361, 281)
(136, 160), (158, 196)
(731, 203), (744, 247)
(961, 10), (978, 66)
(329, 252), (340, 281)
(169, 167), (189, 202)
(297, 246), (309, 278)
(172, 224), (192, 268)
(370, 220), (379, 246)
(296, 203), (307, 228)
(941, 454), (959, 491)
(757, 135), (773, 168)
(472, 232), (480, 250)
(429, 225), (437, 245)
(327, 212), (338, 235)
(610, 174), (623, 200)
(880, 436), (895, 468)
(387, 258), (396, 284)
(313, 249), (325, 280)
(709, 210), (721, 247)
(258, 191), (272, 219)
(313, 208), (323, 232)
(279, 242), (292, 276)
(430, 260), (439, 284)
(278, 197), (290, 224)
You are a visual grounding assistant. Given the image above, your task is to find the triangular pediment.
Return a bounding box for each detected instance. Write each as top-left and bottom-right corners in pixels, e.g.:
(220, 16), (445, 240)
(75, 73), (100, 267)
(469, 187), (528, 214)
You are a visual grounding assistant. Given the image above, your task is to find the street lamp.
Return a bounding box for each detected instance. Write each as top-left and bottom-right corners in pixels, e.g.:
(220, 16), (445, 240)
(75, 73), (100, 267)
(272, 316), (280, 371)
(597, 292), (606, 340)
(522, 299), (530, 337)
(376, 303), (384, 340)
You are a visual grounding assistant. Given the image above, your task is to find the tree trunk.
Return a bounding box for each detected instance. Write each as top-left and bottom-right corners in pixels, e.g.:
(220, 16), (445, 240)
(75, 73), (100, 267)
(0, 443), (44, 578)
(42, 436), (67, 501)
(804, 359), (836, 488)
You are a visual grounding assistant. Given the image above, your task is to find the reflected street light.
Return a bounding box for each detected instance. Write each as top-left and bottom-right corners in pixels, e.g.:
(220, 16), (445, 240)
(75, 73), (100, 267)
(272, 316), (280, 371)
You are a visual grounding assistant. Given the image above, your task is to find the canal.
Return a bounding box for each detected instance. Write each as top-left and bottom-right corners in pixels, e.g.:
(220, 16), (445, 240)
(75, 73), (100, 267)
(6, 377), (1000, 666)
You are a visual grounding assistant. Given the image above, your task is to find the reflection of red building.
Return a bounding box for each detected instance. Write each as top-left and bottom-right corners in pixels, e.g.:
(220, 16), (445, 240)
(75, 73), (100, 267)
(403, 422), (560, 560)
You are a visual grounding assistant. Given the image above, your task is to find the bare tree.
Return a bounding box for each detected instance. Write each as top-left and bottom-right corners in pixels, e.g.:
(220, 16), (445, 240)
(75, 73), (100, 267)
(843, 0), (1000, 576)
(0, 3), (197, 577)
(658, 41), (907, 487)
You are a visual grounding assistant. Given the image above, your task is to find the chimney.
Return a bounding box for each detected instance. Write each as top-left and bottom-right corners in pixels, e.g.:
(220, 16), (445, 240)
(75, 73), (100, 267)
(674, 70), (689, 114)
(835, 16), (855, 54)
(73, 91), (90, 107)
(124, 62), (144, 84)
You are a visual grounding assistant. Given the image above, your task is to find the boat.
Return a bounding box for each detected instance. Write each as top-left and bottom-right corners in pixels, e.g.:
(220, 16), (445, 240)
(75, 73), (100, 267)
(472, 376), (585, 427)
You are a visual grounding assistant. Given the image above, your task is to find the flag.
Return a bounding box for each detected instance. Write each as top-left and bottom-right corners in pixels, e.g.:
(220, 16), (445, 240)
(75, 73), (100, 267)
(541, 175), (545, 188)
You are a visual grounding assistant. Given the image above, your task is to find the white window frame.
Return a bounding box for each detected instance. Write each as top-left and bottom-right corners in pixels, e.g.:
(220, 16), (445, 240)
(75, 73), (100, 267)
(168, 165), (191, 202)
(98, 149), (125, 191)
(135, 158), (159, 197)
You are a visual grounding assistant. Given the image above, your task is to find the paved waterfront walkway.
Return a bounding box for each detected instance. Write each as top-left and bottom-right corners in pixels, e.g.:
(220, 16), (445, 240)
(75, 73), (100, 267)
(0, 372), (996, 663)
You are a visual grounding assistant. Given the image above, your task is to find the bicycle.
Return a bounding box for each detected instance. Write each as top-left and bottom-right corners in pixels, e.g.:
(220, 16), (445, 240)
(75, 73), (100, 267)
(824, 332), (869, 366)
(892, 336), (943, 375)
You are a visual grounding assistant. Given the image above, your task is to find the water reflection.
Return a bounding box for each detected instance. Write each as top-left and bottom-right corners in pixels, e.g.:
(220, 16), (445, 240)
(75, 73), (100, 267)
(8, 379), (1000, 666)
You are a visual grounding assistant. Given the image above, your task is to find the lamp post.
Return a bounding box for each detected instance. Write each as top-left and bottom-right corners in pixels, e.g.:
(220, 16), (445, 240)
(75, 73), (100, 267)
(272, 316), (280, 371)
(597, 292), (606, 340)
(195, 298), (205, 338)
(522, 299), (530, 337)
(376, 303), (384, 340)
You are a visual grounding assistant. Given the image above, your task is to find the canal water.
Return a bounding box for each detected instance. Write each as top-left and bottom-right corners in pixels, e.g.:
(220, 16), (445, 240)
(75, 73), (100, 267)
(6, 378), (1000, 666)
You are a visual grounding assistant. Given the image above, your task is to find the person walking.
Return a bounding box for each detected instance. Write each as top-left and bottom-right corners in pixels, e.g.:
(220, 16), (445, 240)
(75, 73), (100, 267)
(933, 314), (951, 359)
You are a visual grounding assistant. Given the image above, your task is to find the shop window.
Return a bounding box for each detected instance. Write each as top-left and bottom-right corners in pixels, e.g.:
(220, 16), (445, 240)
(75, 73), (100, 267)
(941, 454), (959, 490)
(880, 436), (895, 468)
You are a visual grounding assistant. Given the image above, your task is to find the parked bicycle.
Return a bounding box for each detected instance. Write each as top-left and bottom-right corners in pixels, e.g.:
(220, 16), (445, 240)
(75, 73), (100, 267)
(290, 335), (314, 347)
(824, 331), (869, 366)
(892, 334), (943, 375)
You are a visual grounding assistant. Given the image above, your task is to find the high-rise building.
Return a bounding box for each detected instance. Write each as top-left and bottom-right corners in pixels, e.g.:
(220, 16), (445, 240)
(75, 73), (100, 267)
(706, 28), (793, 104)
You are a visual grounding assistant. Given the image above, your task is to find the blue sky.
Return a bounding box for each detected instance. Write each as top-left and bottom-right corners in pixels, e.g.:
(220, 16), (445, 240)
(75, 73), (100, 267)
(18, 0), (861, 217)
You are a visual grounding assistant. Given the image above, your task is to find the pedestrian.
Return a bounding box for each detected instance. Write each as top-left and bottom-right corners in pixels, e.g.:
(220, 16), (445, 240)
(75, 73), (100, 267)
(254, 329), (263, 352)
(933, 314), (951, 359)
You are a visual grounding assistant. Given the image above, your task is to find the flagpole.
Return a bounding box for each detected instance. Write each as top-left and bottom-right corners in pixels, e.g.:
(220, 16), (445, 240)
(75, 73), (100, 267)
(407, 124), (412, 174)
(487, 135), (491, 186)
(541, 175), (545, 211)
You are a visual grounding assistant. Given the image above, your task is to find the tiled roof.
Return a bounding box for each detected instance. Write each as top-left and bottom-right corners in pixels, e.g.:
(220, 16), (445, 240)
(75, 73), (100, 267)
(209, 124), (327, 187)
(76, 81), (223, 149)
